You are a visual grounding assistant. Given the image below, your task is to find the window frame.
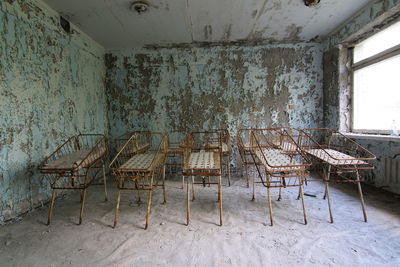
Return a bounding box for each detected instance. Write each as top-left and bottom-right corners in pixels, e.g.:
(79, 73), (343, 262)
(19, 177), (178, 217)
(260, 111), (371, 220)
(351, 42), (400, 134)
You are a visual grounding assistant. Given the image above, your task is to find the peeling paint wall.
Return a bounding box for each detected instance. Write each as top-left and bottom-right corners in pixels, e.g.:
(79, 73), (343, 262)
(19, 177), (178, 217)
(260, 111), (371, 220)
(0, 0), (107, 222)
(322, 1), (400, 194)
(324, 0), (400, 51)
(105, 43), (324, 160)
(322, 47), (339, 130)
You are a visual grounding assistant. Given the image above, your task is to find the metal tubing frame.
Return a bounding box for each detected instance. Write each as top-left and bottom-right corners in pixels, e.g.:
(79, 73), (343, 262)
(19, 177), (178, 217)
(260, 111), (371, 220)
(237, 128), (262, 188)
(250, 128), (310, 225)
(299, 128), (375, 222)
(39, 134), (109, 225)
(110, 131), (168, 229)
(183, 131), (224, 226)
(213, 129), (232, 187)
(165, 132), (185, 177)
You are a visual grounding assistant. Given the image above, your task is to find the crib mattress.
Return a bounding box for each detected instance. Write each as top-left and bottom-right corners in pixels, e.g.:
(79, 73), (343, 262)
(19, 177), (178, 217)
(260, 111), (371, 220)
(305, 149), (367, 166)
(120, 153), (163, 171)
(255, 148), (305, 172)
(186, 152), (221, 170)
(41, 147), (106, 172)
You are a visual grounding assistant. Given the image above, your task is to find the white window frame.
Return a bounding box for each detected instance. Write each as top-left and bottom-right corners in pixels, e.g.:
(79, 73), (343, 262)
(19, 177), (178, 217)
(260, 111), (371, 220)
(351, 42), (400, 135)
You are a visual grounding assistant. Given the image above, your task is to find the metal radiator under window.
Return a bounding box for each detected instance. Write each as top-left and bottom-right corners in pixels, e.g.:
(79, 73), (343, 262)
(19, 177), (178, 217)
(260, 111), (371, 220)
(384, 157), (400, 184)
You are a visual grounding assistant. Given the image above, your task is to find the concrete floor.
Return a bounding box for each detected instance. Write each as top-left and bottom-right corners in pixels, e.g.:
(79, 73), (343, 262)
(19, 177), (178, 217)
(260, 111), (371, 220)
(0, 173), (399, 266)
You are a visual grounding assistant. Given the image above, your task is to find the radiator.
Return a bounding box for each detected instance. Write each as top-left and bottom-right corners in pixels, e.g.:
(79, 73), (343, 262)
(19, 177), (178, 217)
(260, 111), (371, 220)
(384, 157), (400, 184)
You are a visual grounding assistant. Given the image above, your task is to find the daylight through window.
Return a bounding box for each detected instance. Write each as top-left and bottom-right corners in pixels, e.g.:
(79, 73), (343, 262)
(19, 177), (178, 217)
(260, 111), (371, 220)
(352, 21), (400, 134)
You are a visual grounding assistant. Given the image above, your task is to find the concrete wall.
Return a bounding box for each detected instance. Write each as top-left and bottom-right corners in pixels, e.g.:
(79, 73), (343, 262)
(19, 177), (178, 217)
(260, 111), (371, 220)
(105, 43), (324, 158)
(322, 1), (400, 194)
(0, 0), (107, 222)
(322, 47), (339, 130)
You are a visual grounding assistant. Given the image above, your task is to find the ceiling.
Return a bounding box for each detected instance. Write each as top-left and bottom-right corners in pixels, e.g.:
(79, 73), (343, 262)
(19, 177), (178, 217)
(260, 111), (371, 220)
(43, 0), (372, 49)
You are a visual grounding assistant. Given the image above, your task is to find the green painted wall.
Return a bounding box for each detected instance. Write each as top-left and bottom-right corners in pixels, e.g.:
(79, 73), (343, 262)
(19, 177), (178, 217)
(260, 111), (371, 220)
(105, 44), (324, 158)
(0, 0), (107, 222)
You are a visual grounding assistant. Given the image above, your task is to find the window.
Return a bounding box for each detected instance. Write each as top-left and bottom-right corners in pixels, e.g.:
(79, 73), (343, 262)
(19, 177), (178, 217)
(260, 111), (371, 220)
(352, 21), (400, 134)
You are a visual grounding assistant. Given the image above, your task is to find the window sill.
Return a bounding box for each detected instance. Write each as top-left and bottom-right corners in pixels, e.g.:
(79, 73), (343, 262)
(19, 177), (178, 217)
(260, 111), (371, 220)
(343, 132), (400, 142)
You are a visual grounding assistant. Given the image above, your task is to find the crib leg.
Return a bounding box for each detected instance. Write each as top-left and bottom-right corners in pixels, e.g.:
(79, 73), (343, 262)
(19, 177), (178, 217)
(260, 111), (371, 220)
(252, 170), (256, 201)
(145, 175), (154, 230)
(47, 188), (56, 225)
(208, 176), (211, 187)
(245, 163), (249, 188)
(227, 154), (231, 187)
(191, 176), (195, 201)
(299, 183), (307, 225)
(182, 175), (185, 190)
(217, 178), (220, 202)
(297, 186), (301, 200)
(135, 181), (141, 204)
(325, 182), (333, 223)
(267, 185), (273, 226)
(218, 175), (223, 226)
(356, 169), (367, 222)
(162, 165), (167, 204)
(324, 165), (334, 223)
(103, 163), (108, 201)
(186, 177), (190, 226)
(278, 185), (282, 201)
(113, 179), (123, 228)
(79, 188), (87, 225)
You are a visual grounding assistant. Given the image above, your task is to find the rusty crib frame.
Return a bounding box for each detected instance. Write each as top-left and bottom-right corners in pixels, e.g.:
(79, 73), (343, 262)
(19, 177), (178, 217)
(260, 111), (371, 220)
(36, 127), (375, 228)
(166, 132), (184, 172)
(249, 128), (312, 225)
(164, 131), (185, 189)
(298, 128), (376, 223)
(110, 131), (168, 229)
(213, 129), (232, 186)
(238, 127), (296, 187)
(38, 134), (109, 225)
(114, 131), (151, 155)
(182, 131), (224, 226)
(238, 128), (260, 187)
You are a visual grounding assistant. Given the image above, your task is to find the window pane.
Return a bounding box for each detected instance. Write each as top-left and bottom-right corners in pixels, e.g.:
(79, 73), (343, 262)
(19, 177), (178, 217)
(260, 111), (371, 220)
(353, 54), (400, 131)
(354, 21), (400, 63)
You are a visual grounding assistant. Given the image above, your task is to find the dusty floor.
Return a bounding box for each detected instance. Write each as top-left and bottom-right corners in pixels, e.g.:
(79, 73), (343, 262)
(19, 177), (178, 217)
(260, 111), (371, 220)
(0, 173), (399, 267)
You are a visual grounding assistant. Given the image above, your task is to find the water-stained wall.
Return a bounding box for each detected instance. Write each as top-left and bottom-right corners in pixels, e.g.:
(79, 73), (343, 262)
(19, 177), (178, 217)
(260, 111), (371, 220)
(0, 0), (107, 222)
(322, 47), (339, 130)
(322, 1), (400, 194)
(105, 43), (323, 155)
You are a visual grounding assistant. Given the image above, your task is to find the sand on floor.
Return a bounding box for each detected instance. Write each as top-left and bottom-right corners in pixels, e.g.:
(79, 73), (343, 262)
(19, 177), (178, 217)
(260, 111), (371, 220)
(0, 172), (399, 267)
